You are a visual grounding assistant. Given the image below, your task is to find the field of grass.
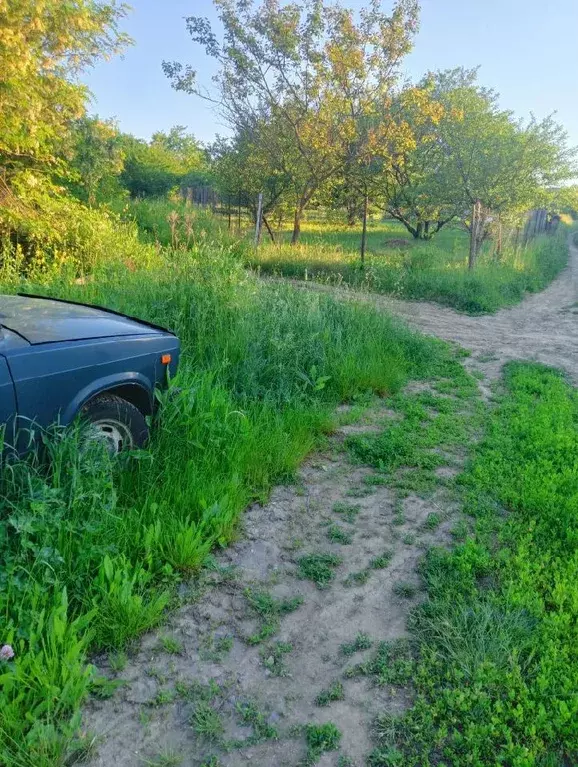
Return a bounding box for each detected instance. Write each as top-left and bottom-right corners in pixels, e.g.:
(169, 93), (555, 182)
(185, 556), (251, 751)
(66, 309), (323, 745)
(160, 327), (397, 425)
(382, 363), (578, 765)
(0, 226), (449, 765)
(250, 218), (569, 314)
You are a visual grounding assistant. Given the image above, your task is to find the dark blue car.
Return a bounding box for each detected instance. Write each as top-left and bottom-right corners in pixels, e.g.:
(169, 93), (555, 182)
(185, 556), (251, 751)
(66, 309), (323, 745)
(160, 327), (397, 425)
(0, 294), (180, 453)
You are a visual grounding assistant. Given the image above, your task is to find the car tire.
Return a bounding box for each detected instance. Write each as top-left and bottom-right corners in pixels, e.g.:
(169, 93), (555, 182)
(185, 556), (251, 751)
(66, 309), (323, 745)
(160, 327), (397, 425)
(81, 394), (149, 454)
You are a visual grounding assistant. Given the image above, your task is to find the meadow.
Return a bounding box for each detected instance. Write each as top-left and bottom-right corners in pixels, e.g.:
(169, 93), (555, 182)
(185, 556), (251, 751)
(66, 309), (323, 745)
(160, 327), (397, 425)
(249, 217), (569, 314)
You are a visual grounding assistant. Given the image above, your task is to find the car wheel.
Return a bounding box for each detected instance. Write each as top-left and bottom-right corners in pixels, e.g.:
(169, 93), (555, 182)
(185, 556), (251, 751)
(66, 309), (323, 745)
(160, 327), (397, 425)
(81, 394), (149, 454)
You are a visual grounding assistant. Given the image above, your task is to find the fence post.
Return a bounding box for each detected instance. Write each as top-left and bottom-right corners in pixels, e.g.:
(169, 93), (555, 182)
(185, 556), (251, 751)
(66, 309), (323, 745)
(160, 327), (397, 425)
(254, 193), (264, 246)
(360, 192), (369, 267)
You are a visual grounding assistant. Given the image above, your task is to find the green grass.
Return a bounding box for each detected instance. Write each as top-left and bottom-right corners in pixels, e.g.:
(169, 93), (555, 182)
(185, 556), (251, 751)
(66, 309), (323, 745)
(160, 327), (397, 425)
(345, 639), (415, 687)
(327, 524), (353, 545)
(332, 501), (362, 523)
(243, 589), (303, 645)
(0, 214), (450, 764)
(259, 641), (293, 676)
(304, 722), (342, 764)
(297, 553), (342, 588)
(378, 363), (578, 765)
(234, 700), (278, 745)
(190, 702), (225, 741)
(315, 680), (345, 707)
(340, 632), (373, 656)
(250, 218), (569, 314)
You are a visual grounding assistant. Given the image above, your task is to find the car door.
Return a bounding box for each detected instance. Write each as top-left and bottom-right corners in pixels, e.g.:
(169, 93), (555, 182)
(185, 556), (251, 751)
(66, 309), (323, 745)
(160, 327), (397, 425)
(0, 353), (17, 437)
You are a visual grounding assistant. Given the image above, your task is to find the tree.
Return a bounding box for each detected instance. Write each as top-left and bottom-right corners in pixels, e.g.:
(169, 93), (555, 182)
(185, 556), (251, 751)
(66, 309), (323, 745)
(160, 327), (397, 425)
(429, 68), (576, 266)
(119, 128), (208, 198)
(379, 86), (457, 239)
(67, 116), (125, 205)
(211, 121), (295, 240)
(164, 0), (419, 244)
(0, 0), (130, 178)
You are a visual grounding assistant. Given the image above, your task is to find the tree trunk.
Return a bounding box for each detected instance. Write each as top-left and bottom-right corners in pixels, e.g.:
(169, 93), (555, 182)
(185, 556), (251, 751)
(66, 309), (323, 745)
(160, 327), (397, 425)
(415, 221), (424, 240)
(263, 216), (276, 243)
(424, 221), (430, 238)
(291, 203), (305, 245)
(360, 192), (369, 267)
(347, 198), (357, 227)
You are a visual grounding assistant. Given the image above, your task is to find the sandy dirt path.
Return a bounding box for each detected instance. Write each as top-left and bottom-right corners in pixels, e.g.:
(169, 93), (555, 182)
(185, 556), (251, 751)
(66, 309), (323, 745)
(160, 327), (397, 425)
(286, 235), (578, 384)
(84, 242), (576, 767)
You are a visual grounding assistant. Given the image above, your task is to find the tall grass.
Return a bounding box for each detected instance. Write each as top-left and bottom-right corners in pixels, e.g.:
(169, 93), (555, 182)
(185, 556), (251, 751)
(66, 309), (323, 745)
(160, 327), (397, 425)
(251, 227), (569, 314)
(0, 229), (446, 765)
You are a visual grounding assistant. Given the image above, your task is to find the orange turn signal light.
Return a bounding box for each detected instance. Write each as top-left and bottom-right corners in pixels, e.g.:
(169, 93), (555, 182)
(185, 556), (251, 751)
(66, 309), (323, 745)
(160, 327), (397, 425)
(161, 354), (172, 365)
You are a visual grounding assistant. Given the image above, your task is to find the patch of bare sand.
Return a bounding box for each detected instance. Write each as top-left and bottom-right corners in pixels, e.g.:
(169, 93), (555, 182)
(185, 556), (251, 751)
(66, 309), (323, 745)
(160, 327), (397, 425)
(85, 414), (461, 767)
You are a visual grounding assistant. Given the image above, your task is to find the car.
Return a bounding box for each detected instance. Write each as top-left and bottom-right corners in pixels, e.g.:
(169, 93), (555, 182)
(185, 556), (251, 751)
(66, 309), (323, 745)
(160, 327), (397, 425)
(0, 293), (180, 454)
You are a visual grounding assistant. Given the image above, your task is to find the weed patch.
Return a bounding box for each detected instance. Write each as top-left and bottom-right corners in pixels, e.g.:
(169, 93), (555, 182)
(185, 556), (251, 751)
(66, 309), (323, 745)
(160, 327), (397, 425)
(297, 553), (342, 588)
(345, 639), (415, 687)
(327, 524), (353, 544)
(332, 501), (362, 523)
(304, 722), (342, 764)
(340, 633), (373, 656)
(260, 641), (293, 676)
(315, 680), (345, 706)
(234, 700), (278, 745)
(244, 588), (303, 644)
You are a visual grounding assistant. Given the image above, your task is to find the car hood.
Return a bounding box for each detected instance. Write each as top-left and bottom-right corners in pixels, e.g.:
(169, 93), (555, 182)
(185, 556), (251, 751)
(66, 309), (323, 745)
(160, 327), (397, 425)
(0, 294), (169, 345)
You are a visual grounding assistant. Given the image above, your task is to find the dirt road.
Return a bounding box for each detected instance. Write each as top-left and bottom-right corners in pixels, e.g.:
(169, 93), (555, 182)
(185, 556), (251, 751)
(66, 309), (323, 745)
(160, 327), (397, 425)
(293, 235), (578, 385)
(84, 242), (576, 767)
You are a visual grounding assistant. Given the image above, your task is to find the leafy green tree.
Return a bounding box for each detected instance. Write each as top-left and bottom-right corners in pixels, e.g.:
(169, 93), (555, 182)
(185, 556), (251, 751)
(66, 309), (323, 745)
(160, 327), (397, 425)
(432, 68), (576, 266)
(67, 116), (125, 205)
(0, 0), (130, 178)
(164, 0), (419, 244)
(211, 123), (294, 239)
(119, 128), (208, 198)
(379, 86), (457, 239)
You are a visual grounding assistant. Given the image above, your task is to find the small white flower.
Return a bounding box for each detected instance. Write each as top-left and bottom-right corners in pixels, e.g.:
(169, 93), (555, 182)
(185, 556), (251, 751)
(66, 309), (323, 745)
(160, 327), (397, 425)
(0, 644), (15, 661)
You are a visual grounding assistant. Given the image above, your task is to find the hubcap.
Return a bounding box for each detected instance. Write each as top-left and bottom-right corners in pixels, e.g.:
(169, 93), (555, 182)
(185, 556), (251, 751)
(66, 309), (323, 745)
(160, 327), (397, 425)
(87, 418), (134, 454)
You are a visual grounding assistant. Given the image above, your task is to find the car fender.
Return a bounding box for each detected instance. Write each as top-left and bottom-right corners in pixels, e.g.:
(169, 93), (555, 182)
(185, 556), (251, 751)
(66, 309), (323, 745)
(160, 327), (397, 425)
(61, 372), (154, 425)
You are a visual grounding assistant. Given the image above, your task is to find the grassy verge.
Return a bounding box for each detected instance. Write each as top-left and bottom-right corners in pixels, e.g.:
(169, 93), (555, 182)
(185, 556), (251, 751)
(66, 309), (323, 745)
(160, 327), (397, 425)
(251, 227), (569, 314)
(0, 235), (447, 765)
(378, 363), (578, 766)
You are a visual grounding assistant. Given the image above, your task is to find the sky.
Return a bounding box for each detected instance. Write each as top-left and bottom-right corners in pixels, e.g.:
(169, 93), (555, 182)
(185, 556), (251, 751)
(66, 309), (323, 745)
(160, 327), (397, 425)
(83, 0), (578, 146)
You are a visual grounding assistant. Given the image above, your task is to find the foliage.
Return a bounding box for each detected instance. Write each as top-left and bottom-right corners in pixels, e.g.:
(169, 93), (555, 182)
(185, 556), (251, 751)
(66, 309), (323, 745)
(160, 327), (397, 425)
(0, 219), (446, 764)
(164, 0), (419, 243)
(304, 722), (342, 763)
(120, 128), (209, 198)
(385, 363), (578, 765)
(0, 183), (155, 279)
(0, 0), (129, 177)
(66, 116), (125, 205)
